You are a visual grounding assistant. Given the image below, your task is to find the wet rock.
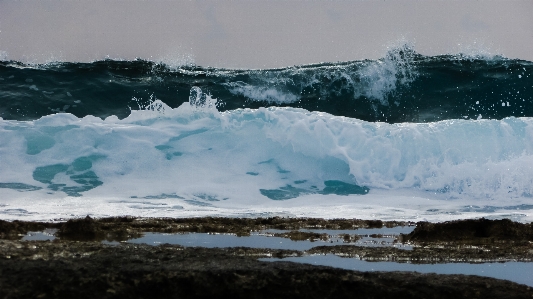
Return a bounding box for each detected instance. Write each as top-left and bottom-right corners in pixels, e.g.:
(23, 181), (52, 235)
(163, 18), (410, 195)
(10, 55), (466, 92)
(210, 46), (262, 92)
(0, 219), (53, 240)
(341, 233), (361, 243)
(57, 216), (142, 242)
(307, 244), (533, 263)
(0, 241), (532, 299)
(1, 217), (533, 298)
(0, 217), (411, 242)
(405, 218), (533, 243)
(57, 215), (105, 241)
(271, 231), (330, 242)
(366, 220), (383, 228)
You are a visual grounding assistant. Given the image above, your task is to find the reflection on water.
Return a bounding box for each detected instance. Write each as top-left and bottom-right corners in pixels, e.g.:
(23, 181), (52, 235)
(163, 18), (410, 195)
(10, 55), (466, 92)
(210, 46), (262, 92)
(125, 226), (414, 251)
(22, 229), (57, 241)
(259, 254), (533, 287)
(20, 226), (532, 287)
(125, 232), (412, 250)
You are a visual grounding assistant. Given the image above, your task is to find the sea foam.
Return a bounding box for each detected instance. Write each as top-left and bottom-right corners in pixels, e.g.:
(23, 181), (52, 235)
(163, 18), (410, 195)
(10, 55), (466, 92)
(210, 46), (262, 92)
(1, 94), (532, 221)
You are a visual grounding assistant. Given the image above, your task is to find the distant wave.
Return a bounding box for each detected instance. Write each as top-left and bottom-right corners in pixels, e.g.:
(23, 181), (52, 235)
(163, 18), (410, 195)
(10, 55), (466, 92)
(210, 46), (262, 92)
(0, 45), (531, 123)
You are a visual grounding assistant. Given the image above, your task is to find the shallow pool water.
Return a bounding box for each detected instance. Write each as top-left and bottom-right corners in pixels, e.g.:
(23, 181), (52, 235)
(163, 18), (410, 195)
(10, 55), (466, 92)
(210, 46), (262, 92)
(20, 227), (533, 287)
(125, 226), (413, 250)
(22, 229), (57, 241)
(259, 255), (533, 287)
(22, 226), (414, 251)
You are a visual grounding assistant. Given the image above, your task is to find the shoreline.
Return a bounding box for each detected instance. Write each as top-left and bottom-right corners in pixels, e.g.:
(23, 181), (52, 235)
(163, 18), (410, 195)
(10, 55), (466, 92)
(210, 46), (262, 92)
(1, 216), (532, 298)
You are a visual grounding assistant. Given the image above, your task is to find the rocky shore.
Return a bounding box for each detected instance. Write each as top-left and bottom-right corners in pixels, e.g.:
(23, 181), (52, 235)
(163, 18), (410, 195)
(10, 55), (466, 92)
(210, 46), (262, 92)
(1, 217), (532, 298)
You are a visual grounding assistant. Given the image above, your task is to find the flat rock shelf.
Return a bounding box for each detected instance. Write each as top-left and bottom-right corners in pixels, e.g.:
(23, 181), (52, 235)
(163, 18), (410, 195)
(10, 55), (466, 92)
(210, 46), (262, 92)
(1, 216), (532, 298)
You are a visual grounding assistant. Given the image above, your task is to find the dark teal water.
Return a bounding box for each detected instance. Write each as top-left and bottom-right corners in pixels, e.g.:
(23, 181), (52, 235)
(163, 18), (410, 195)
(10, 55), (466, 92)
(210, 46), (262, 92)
(1, 48), (532, 123)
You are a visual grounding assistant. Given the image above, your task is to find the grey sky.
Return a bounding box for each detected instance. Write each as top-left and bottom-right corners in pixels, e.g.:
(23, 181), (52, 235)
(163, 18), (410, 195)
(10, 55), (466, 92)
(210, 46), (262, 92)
(0, 0), (531, 68)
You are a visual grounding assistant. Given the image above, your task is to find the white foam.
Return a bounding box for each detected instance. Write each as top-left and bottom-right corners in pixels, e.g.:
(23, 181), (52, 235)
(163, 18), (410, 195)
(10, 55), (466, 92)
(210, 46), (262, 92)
(1, 98), (532, 221)
(225, 82), (299, 104)
(358, 43), (418, 105)
(224, 44), (418, 106)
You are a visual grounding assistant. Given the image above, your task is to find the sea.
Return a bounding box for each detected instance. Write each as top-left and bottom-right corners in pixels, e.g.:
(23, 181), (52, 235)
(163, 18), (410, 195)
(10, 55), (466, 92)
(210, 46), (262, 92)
(1, 45), (533, 222)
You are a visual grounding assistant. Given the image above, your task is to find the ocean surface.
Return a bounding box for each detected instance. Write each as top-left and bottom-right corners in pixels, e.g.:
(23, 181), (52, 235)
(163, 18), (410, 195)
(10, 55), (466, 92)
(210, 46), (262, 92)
(1, 46), (533, 222)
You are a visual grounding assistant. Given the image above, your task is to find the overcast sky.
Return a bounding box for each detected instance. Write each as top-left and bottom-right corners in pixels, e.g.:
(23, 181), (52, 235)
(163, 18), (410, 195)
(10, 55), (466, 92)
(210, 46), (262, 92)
(0, 0), (532, 68)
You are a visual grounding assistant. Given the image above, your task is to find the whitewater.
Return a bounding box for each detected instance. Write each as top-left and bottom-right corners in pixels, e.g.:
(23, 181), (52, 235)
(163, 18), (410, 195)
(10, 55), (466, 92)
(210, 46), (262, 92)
(1, 47), (532, 222)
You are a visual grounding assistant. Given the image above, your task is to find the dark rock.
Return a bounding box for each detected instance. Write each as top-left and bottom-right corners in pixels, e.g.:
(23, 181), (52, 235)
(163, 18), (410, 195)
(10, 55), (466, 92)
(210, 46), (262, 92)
(0, 217), (410, 240)
(57, 215), (104, 241)
(0, 242), (531, 299)
(0, 219), (49, 239)
(271, 231), (330, 241)
(1, 217), (533, 298)
(406, 218), (533, 243)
